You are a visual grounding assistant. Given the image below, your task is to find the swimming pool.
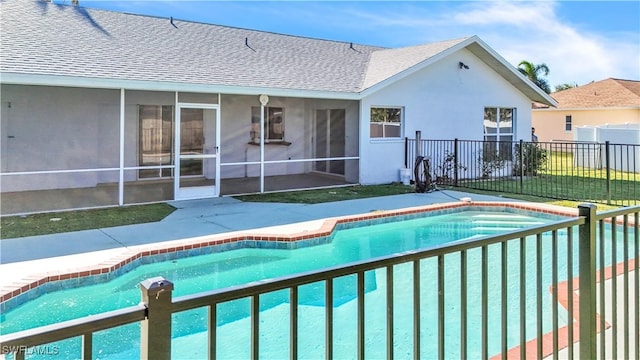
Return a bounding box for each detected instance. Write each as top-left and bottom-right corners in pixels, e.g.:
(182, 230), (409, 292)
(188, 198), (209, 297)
(0, 204), (632, 359)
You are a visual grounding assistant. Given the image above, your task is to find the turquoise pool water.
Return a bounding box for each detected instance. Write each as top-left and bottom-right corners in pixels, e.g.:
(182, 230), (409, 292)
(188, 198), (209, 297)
(0, 209), (632, 359)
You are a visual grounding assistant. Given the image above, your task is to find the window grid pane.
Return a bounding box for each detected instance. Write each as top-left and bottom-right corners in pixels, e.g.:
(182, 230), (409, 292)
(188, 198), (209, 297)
(250, 106), (285, 142)
(370, 107), (402, 138)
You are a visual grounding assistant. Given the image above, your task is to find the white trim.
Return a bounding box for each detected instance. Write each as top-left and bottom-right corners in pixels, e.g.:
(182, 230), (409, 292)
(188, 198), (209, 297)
(179, 154), (217, 160)
(118, 88), (125, 206)
(0, 73), (361, 100)
(359, 36), (557, 107)
(260, 102), (265, 193)
(212, 156), (362, 167)
(173, 92), (180, 198)
(174, 101), (221, 200)
(533, 106), (640, 111)
(360, 44), (462, 97)
(0, 168), (119, 176)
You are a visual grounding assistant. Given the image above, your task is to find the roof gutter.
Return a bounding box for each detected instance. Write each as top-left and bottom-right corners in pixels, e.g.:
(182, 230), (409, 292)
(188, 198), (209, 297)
(467, 37), (558, 107)
(0, 72), (362, 100)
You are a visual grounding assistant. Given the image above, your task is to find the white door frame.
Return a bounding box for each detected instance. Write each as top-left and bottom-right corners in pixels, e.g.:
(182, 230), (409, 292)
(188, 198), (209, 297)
(174, 102), (220, 200)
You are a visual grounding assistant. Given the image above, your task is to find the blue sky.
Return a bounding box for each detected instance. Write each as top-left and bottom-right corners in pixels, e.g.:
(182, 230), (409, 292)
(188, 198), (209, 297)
(77, 1), (640, 90)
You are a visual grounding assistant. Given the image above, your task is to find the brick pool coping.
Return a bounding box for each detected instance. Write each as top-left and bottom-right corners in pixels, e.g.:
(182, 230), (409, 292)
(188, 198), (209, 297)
(492, 258), (637, 360)
(0, 201), (580, 306)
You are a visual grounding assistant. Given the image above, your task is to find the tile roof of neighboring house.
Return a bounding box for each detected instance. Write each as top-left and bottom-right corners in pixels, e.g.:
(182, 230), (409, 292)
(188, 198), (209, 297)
(544, 78), (640, 109)
(0, 0), (556, 106)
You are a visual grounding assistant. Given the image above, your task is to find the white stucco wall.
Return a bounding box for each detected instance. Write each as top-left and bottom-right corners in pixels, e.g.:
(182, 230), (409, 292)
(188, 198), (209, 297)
(1, 85), (120, 192)
(359, 49), (534, 185)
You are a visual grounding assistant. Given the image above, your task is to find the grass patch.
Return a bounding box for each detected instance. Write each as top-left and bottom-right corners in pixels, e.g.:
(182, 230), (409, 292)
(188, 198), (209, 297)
(442, 186), (620, 211)
(236, 183), (416, 204)
(460, 175), (637, 206)
(1, 203), (176, 239)
(1, 181), (626, 240)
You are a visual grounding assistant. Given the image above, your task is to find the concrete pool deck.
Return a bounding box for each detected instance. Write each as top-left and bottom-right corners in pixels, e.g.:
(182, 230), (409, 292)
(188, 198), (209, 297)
(0, 190), (635, 359)
(0, 189), (547, 292)
(0, 189), (516, 265)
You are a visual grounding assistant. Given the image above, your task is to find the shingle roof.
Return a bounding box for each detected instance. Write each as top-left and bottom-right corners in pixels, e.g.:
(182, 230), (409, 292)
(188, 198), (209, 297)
(1, 0), (386, 93)
(362, 38), (469, 90)
(549, 78), (640, 108)
(0, 0), (557, 107)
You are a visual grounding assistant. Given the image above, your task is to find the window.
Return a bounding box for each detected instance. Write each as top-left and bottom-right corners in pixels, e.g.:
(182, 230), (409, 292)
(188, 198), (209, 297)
(138, 105), (174, 178)
(251, 106), (284, 142)
(483, 107), (515, 160)
(370, 107), (402, 138)
(565, 115), (572, 131)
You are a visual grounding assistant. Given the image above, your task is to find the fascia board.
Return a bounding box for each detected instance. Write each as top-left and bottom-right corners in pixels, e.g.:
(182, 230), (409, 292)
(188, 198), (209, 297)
(0, 73), (361, 100)
(533, 106), (640, 111)
(469, 37), (558, 107)
(358, 38), (474, 98)
(358, 35), (558, 108)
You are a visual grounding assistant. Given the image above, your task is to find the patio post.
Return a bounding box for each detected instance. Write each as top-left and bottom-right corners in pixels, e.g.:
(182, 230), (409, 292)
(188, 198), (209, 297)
(578, 203), (597, 359)
(139, 277), (174, 360)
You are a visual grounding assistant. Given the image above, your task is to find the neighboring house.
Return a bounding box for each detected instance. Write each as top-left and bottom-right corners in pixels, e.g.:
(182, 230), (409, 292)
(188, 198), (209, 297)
(0, 0), (555, 215)
(532, 78), (640, 142)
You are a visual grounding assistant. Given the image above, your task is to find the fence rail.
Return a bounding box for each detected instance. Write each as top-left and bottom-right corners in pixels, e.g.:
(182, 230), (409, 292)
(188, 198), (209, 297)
(405, 137), (639, 206)
(1, 205), (638, 360)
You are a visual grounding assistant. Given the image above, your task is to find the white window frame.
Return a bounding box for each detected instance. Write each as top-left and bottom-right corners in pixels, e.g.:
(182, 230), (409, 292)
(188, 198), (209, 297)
(370, 106), (403, 139)
(251, 106), (285, 143)
(483, 107), (515, 160)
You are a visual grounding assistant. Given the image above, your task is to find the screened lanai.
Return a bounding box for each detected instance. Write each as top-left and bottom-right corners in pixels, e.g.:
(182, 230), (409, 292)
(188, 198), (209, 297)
(0, 86), (360, 215)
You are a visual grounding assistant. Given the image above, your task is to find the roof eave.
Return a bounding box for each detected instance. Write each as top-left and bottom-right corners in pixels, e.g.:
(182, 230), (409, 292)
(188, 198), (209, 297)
(465, 38), (558, 107)
(533, 105), (640, 111)
(0, 72), (362, 100)
(359, 36), (558, 107)
(359, 39), (470, 98)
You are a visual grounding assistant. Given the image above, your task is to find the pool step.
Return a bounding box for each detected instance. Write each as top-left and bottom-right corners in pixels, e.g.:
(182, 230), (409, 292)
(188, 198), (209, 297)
(471, 226), (522, 232)
(472, 214), (532, 219)
(472, 220), (545, 226)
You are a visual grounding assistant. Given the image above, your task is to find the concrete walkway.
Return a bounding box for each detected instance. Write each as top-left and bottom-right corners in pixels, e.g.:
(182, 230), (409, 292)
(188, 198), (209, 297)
(0, 189), (510, 264)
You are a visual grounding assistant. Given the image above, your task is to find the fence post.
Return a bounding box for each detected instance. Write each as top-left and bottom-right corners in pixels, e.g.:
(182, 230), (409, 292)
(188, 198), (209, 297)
(519, 139), (524, 193)
(139, 277), (174, 360)
(415, 131), (422, 158)
(404, 137), (409, 169)
(605, 141), (611, 205)
(453, 138), (459, 186)
(578, 204), (597, 359)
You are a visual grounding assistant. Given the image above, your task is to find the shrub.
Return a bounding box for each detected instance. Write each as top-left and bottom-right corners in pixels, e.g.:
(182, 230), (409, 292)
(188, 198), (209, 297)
(514, 142), (547, 176)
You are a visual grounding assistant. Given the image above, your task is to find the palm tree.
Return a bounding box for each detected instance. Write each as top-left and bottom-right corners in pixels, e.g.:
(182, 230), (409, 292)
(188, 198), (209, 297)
(518, 61), (551, 94)
(555, 83), (578, 92)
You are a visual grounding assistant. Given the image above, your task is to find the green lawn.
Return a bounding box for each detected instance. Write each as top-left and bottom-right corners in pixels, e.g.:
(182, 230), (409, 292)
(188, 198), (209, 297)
(462, 150), (638, 206)
(1, 203), (176, 239)
(462, 175), (638, 205)
(235, 183), (416, 203)
(542, 150), (637, 181)
(0, 181), (627, 240)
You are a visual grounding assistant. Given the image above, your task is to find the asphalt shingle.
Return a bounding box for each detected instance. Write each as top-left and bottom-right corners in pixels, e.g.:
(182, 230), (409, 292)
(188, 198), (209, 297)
(1, 0), (468, 94)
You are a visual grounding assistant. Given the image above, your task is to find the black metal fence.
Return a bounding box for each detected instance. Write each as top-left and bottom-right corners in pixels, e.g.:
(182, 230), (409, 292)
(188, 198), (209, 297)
(405, 138), (639, 206)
